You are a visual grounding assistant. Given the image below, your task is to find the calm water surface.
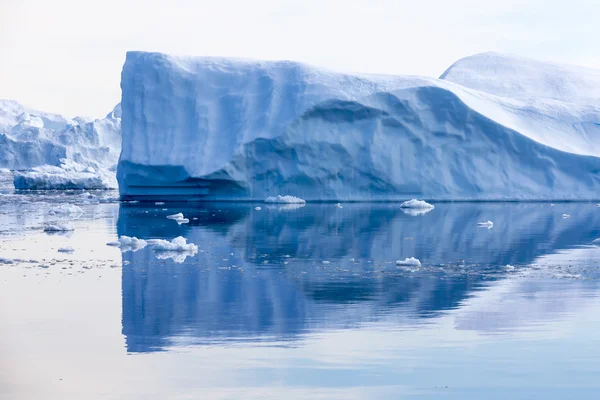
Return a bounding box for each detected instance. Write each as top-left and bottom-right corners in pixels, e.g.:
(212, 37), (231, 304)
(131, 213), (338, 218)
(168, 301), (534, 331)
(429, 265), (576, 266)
(2, 193), (600, 399)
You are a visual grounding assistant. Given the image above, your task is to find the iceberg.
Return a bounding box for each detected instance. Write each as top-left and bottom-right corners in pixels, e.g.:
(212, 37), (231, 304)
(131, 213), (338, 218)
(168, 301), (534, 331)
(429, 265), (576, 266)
(0, 100), (121, 189)
(396, 257), (422, 267)
(117, 51), (600, 201)
(264, 195), (306, 204)
(400, 199), (434, 209)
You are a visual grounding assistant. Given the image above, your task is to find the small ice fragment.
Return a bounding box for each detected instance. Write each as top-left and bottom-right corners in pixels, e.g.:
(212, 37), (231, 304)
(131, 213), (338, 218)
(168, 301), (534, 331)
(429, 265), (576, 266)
(255, 206), (262, 211)
(322, 261), (330, 264)
(477, 221), (494, 229)
(151, 236), (198, 252)
(167, 212), (189, 224)
(48, 204), (83, 218)
(44, 223), (74, 232)
(336, 203), (343, 208)
(562, 214), (571, 219)
(400, 199), (434, 210)
(155, 202), (165, 205)
(108, 236), (148, 252)
(264, 195), (306, 204)
(58, 247), (75, 253)
(505, 264), (515, 271)
(396, 257), (422, 267)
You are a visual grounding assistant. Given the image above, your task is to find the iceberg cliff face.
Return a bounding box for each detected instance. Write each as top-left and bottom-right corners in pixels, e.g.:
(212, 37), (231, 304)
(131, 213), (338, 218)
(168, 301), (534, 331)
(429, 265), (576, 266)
(118, 51), (600, 200)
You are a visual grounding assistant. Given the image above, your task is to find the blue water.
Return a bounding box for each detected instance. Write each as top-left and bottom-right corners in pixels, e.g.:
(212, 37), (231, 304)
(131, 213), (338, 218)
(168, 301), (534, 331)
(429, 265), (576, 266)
(2, 199), (600, 399)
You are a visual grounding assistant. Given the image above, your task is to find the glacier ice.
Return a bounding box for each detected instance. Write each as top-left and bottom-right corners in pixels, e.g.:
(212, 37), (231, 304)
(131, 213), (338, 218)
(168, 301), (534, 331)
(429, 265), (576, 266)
(117, 51), (600, 201)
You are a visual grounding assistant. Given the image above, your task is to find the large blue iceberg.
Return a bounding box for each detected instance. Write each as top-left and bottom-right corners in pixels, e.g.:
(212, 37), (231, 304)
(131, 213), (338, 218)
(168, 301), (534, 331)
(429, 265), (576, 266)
(118, 51), (600, 200)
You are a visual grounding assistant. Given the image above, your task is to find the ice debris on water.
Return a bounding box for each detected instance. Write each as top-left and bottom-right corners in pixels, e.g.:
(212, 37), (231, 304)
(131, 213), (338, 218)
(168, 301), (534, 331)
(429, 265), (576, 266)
(477, 220), (494, 229)
(336, 203), (343, 209)
(48, 204), (83, 218)
(106, 236), (148, 252)
(396, 257), (422, 267)
(400, 199), (434, 210)
(152, 236), (198, 252)
(562, 214), (571, 219)
(166, 212), (189, 224)
(44, 223), (74, 232)
(264, 195), (306, 204)
(255, 206), (261, 211)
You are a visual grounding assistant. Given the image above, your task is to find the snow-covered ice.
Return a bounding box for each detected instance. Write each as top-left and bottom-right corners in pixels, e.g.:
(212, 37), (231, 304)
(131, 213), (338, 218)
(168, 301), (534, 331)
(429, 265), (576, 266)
(117, 51), (600, 201)
(477, 221), (494, 229)
(265, 195), (306, 204)
(396, 257), (422, 267)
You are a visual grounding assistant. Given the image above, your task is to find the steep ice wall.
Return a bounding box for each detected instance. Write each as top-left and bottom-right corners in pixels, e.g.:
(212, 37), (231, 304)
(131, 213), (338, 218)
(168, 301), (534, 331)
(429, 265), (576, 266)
(118, 51), (600, 201)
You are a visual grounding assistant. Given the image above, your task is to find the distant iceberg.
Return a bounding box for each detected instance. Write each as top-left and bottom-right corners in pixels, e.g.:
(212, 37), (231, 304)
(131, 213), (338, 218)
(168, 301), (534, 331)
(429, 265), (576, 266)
(265, 195), (306, 204)
(117, 51), (600, 201)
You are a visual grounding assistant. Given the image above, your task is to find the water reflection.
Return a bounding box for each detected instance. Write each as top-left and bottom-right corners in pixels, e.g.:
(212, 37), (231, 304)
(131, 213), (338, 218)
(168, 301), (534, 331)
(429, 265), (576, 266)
(118, 203), (600, 352)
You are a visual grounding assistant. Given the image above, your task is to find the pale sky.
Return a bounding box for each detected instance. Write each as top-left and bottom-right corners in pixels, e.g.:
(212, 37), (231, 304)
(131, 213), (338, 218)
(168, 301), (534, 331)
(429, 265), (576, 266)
(1, 0), (599, 118)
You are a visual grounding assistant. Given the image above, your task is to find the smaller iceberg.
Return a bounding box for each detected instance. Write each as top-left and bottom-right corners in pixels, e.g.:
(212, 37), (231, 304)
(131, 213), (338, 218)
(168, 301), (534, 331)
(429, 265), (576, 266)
(48, 204), (83, 218)
(43, 223), (74, 233)
(166, 212), (189, 224)
(396, 257), (422, 267)
(106, 236), (148, 252)
(477, 220), (494, 229)
(400, 199), (434, 209)
(150, 237), (198, 262)
(265, 195), (306, 204)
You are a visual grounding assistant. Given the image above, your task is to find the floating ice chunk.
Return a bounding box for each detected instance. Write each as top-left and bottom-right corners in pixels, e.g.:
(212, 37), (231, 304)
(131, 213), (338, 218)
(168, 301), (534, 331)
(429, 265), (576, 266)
(396, 257), (422, 267)
(255, 206), (262, 211)
(322, 260), (330, 264)
(335, 203), (343, 209)
(562, 214), (571, 219)
(166, 212), (189, 224)
(504, 264), (515, 271)
(477, 220), (494, 229)
(48, 204), (83, 218)
(153, 250), (196, 263)
(155, 202), (165, 205)
(44, 223), (74, 232)
(58, 247), (75, 253)
(107, 235), (147, 252)
(400, 199), (434, 210)
(151, 236), (198, 253)
(265, 195), (306, 204)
